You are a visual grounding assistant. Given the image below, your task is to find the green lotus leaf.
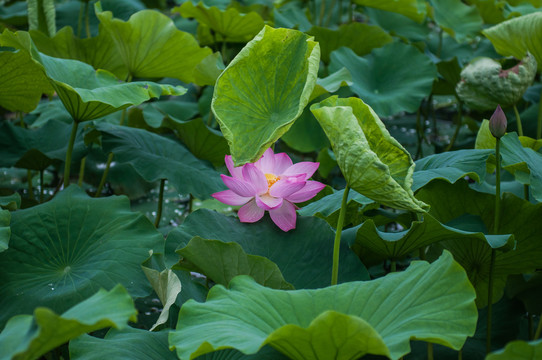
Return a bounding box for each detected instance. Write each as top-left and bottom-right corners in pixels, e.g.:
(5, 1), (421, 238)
(353, 0), (427, 23)
(0, 210), (10, 253)
(430, 0), (483, 42)
(486, 339), (542, 360)
(507, 273), (542, 315)
(365, 7), (429, 42)
(417, 180), (542, 307)
(329, 42), (437, 117)
(95, 2), (212, 82)
(173, 2), (265, 43)
(351, 213), (514, 267)
(0, 119), (86, 170)
(141, 267), (181, 331)
(499, 132), (542, 202)
(211, 25), (320, 165)
(483, 11), (542, 72)
(194, 52), (225, 86)
(456, 54), (537, 110)
(0, 1), (27, 27)
(311, 96), (429, 212)
(30, 26), (128, 80)
(0, 49), (53, 113)
(169, 251), (477, 360)
(0, 193), (21, 211)
(0, 185), (163, 327)
(475, 119), (497, 149)
(97, 123), (225, 199)
(27, 0), (55, 37)
(468, 0), (506, 24)
(307, 22), (393, 63)
(412, 149), (493, 191)
(0, 285), (136, 360)
(70, 328), (178, 360)
(175, 236), (294, 290)
(167, 209), (368, 289)
(280, 103), (330, 153)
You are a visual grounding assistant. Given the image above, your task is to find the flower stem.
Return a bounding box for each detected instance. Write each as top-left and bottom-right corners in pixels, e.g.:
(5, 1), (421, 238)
(77, 1), (84, 37)
(513, 104), (523, 137)
(94, 152), (114, 198)
(537, 89), (542, 139)
(445, 99), (463, 152)
(390, 260), (397, 273)
(39, 169), (44, 203)
(331, 185), (350, 285)
(154, 179), (166, 228)
(428, 343), (434, 360)
(535, 315), (542, 340)
(487, 137), (501, 354)
(63, 121), (79, 188)
(458, 349), (463, 360)
(78, 157), (86, 186)
(27, 170), (34, 200)
(319, 0), (326, 26)
(84, 0), (90, 38)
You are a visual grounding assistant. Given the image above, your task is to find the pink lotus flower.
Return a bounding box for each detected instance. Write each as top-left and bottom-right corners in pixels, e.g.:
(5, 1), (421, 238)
(212, 148), (326, 231)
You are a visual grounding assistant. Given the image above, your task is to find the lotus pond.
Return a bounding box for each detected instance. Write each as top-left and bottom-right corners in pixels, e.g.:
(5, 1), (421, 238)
(0, 0), (541, 359)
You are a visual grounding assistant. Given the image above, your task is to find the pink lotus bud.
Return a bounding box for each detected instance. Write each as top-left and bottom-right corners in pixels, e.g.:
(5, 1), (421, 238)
(489, 105), (507, 139)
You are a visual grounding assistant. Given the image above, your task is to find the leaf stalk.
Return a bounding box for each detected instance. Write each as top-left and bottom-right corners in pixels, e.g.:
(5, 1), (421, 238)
(331, 185), (349, 285)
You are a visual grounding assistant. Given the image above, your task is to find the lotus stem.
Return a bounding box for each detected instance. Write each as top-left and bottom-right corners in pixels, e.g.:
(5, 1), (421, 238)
(415, 107), (423, 159)
(77, 1), (84, 37)
(537, 89), (542, 139)
(27, 170), (34, 200)
(390, 260), (397, 273)
(325, 0), (337, 26)
(487, 137), (502, 354)
(428, 343), (434, 360)
(319, 0), (326, 26)
(19, 112), (24, 127)
(94, 152), (114, 198)
(39, 169), (44, 203)
(528, 313), (534, 340)
(154, 179), (166, 228)
(445, 99), (463, 152)
(458, 349), (463, 360)
(84, 0), (90, 38)
(188, 193), (194, 213)
(513, 104), (523, 137)
(78, 157), (86, 186)
(348, 0), (353, 22)
(331, 185), (350, 285)
(63, 121), (79, 188)
(534, 315), (542, 340)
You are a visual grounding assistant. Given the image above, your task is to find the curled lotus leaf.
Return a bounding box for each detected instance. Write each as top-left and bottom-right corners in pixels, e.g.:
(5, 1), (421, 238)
(456, 53), (537, 110)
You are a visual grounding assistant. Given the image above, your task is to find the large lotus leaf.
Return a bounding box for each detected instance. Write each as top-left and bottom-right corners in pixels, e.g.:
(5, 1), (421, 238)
(430, 0), (483, 42)
(417, 180), (542, 307)
(499, 132), (542, 202)
(97, 123), (225, 199)
(483, 12), (542, 72)
(70, 328), (177, 360)
(0, 285), (136, 360)
(311, 96), (429, 212)
(307, 22), (392, 63)
(0, 185), (163, 327)
(329, 42), (437, 117)
(486, 339), (542, 360)
(351, 213), (514, 267)
(30, 26), (128, 80)
(0, 49), (53, 113)
(173, 2), (264, 42)
(27, 0), (55, 37)
(175, 236), (294, 290)
(211, 25), (320, 166)
(365, 7), (429, 42)
(0, 119), (86, 170)
(95, 3), (212, 82)
(167, 209), (368, 289)
(412, 149), (493, 191)
(0, 210), (9, 253)
(169, 251), (477, 360)
(353, 0), (427, 23)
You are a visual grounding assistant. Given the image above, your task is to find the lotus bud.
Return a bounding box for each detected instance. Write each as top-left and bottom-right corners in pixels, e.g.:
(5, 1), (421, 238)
(456, 53), (537, 110)
(489, 105), (507, 139)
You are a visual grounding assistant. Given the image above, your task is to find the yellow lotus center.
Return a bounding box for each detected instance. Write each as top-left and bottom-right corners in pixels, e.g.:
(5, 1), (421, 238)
(265, 173), (279, 189)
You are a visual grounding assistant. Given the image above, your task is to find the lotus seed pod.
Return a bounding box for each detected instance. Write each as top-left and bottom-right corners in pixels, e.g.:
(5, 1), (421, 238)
(489, 105), (507, 139)
(455, 53), (537, 111)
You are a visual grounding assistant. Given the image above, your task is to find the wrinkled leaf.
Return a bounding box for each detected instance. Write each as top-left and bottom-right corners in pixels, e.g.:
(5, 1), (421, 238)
(169, 251), (477, 360)
(175, 236), (294, 290)
(311, 96), (428, 212)
(0, 285), (137, 360)
(0, 185), (163, 327)
(212, 25), (320, 165)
